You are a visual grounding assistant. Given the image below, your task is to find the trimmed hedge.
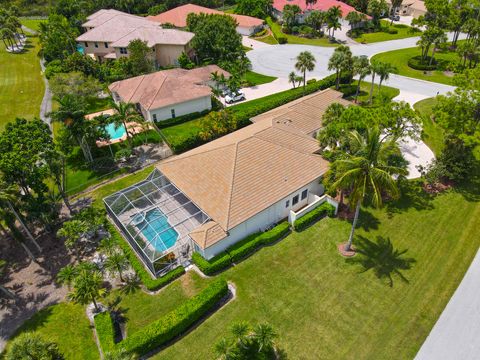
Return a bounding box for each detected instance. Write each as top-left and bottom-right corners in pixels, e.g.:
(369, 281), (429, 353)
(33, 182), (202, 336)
(94, 312), (116, 354)
(121, 279), (228, 355)
(293, 203), (336, 231)
(408, 56), (438, 71)
(192, 222), (291, 275)
(164, 73), (342, 154)
(191, 251), (231, 276)
(108, 223), (185, 291)
(155, 109), (210, 129)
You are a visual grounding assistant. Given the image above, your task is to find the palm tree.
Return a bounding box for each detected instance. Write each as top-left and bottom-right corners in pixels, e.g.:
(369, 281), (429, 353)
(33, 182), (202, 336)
(328, 45), (353, 90)
(326, 6), (342, 38)
(5, 333), (63, 360)
(369, 60), (384, 104)
(252, 323), (277, 353)
(346, 11), (366, 31)
(332, 128), (407, 252)
(214, 338), (233, 360)
(105, 252), (129, 282)
(288, 71), (298, 88)
(68, 263), (105, 312)
(99, 236), (119, 256)
(295, 51), (316, 91)
(231, 322), (250, 349)
(57, 220), (88, 261)
(109, 101), (143, 149)
(352, 56), (371, 103)
(389, 0), (403, 25)
(56, 264), (77, 290)
(377, 62), (397, 91)
(0, 176), (38, 257)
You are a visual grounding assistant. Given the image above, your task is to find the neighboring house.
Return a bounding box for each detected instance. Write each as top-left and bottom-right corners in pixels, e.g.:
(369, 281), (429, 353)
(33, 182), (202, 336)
(76, 9), (194, 66)
(386, 0), (427, 17)
(108, 65), (230, 122)
(147, 4), (264, 36)
(273, 0), (362, 23)
(104, 89), (350, 276)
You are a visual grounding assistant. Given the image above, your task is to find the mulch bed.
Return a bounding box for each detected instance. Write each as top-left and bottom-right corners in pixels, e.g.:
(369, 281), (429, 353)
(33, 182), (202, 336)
(423, 180), (453, 194)
(338, 243), (356, 257)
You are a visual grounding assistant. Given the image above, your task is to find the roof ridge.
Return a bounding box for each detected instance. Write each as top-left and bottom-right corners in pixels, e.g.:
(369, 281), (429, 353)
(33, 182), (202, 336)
(162, 141), (237, 164)
(127, 74), (147, 104)
(146, 75), (167, 110)
(255, 126), (319, 154)
(224, 141), (240, 230)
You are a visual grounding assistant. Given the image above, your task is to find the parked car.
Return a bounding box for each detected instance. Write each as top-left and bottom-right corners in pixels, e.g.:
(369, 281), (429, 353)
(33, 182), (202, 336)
(225, 90), (246, 104)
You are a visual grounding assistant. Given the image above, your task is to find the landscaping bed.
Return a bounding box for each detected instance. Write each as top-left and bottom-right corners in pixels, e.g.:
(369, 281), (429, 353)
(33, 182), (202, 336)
(352, 20), (421, 43)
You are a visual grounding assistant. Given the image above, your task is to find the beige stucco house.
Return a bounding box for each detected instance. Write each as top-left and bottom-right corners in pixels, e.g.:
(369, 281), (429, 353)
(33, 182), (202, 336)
(108, 65), (230, 122)
(386, 0), (427, 17)
(76, 9), (194, 66)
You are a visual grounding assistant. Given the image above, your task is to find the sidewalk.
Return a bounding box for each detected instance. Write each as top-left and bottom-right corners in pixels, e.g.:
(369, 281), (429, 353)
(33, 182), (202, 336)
(415, 248), (480, 360)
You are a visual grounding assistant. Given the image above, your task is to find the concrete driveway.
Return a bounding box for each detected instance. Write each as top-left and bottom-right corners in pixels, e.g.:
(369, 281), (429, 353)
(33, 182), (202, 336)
(415, 249), (480, 360)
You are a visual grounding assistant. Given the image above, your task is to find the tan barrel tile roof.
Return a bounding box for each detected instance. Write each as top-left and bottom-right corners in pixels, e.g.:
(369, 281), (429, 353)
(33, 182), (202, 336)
(189, 221), (228, 249)
(108, 65), (230, 111)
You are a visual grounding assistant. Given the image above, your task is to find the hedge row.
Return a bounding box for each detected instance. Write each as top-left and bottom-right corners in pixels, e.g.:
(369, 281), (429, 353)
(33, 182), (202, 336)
(94, 312), (116, 354)
(166, 74), (342, 154)
(155, 109), (210, 129)
(407, 56), (438, 71)
(108, 223), (185, 291)
(293, 203), (336, 231)
(121, 279), (228, 355)
(192, 222), (291, 275)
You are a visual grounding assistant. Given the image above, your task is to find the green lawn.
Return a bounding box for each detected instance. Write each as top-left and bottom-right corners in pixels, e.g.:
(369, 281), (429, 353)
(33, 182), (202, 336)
(355, 20), (422, 43)
(5, 303), (98, 360)
(20, 18), (47, 32)
(244, 70), (277, 86)
(414, 97), (444, 156)
(252, 34), (278, 45)
(0, 34), (44, 130)
(105, 271), (212, 335)
(371, 45), (461, 85)
(267, 17), (337, 47)
(336, 80), (400, 107)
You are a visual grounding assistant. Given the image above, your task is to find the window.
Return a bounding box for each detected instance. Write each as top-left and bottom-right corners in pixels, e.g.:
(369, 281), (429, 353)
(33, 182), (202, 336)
(292, 195), (299, 206)
(152, 114), (157, 122)
(94, 42), (98, 48)
(152, 47), (155, 52)
(120, 47), (127, 54)
(301, 189), (308, 200)
(84, 42), (88, 47)
(285, 200), (289, 208)
(104, 42), (108, 48)
(171, 109), (176, 118)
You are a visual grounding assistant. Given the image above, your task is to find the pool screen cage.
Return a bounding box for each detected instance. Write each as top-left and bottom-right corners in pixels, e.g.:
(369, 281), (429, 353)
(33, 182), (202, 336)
(104, 169), (210, 277)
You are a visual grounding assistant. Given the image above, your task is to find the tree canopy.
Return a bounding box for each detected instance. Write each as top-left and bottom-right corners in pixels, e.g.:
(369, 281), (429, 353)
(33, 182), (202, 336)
(235, 0), (273, 19)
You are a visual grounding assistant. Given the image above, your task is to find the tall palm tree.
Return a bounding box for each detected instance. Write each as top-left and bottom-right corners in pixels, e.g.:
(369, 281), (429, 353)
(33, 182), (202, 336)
(369, 60), (384, 104)
(231, 322), (250, 349)
(353, 56), (371, 103)
(326, 6), (342, 38)
(328, 45), (353, 90)
(105, 252), (129, 282)
(377, 62), (397, 91)
(68, 264), (105, 311)
(288, 71), (298, 88)
(109, 101), (142, 149)
(295, 51), (316, 91)
(332, 128), (406, 252)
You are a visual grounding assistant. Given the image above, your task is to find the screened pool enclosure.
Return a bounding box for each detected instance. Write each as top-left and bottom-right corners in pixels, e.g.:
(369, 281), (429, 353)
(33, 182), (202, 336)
(104, 169), (210, 277)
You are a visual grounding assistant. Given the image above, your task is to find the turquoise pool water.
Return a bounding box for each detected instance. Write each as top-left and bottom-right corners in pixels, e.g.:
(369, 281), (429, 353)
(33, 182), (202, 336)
(135, 209), (178, 252)
(105, 123), (126, 141)
(76, 44), (85, 54)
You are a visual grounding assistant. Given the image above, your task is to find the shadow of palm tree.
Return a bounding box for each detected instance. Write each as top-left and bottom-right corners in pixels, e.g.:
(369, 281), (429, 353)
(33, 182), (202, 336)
(347, 236), (416, 287)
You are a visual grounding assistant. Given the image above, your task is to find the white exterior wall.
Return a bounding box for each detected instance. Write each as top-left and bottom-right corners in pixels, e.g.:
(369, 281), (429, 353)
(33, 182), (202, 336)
(202, 178), (324, 259)
(80, 41), (113, 58)
(236, 25), (263, 36)
(147, 96), (212, 122)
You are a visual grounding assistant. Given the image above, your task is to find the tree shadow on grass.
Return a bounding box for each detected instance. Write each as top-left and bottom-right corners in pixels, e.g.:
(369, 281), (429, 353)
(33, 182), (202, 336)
(347, 236), (416, 287)
(386, 180), (434, 217)
(357, 208), (381, 231)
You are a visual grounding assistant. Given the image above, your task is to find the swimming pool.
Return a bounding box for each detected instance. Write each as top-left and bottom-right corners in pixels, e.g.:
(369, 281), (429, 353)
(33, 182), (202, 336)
(105, 123), (126, 141)
(134, 209), (178, 252)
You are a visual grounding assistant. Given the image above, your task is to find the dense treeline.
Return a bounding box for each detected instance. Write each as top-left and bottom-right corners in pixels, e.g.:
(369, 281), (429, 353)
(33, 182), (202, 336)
(1, 0), (236, 17)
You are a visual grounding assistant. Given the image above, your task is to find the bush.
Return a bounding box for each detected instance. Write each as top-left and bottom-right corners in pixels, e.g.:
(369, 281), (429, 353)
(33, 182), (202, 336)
(277, 36), (288, 44)
(121, 279), (228, 355)
(293, 202), (335, 231)
(306, 79), (316, 84)
(94, 312), (116, 354)
(192, 251), (231, 275)
(408, 56), (438, 71)
(192, 222), (291, 274)
(108, 223), (185, 291)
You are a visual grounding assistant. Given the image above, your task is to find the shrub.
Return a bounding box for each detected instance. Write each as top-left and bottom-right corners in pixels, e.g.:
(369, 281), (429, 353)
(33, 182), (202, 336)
(277, 36), (288, 44)
(408, 56), (437, 71)
(121, 279), (228, 355)
(293, 202), (336, 231)
(108, 223), (185, 291)
(306, 79), (316, 85)
(192, 251), (231, 275)
(192, 222), (291, 274)
(94, 312), (116, 354)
